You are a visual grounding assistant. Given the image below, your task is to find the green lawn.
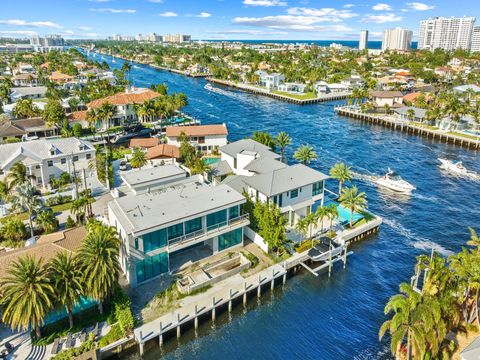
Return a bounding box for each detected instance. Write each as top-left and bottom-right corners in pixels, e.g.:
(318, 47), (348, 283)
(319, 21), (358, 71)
(0, 202), (73, 225)
(410, 122), (439, 131)
(448, 132), (480, 141)
(272, 90), (317, 100)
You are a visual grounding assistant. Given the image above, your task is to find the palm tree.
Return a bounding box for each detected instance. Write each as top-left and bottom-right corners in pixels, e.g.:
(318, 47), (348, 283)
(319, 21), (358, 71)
(1, 255), (54, 338)
(339, 186), (367, 228)
(76, 224), (120, 314)
(275, 131), (291, 163)
(70, 196), (88, 224)
(315, 206), (329, 234)
(130, 148), (147, 169)
(11, 182), (40, 238)
(379, 283), (432, 360)
(406, 109), (416, 122)
(0, 180), (11, 203)
(293, 145), (317, 165)
(36, 209), (59, 234)
(191, 159), (211, 175)
(329, 163), (354, 195)
(121, 62), (132, 83)
(326, 203), (339, 235)
(98, 102), (117, 129)
(12, 98), (41, 119)
(295, 216), (309, 241)
(6, 161), (34, 188)
(48, 252), (83, 328)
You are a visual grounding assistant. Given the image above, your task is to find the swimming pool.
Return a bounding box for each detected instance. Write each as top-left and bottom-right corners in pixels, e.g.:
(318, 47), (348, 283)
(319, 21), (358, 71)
(203, 157), (221, 165)
(322, 200), (364, 225)
(43, 297), (97, 325)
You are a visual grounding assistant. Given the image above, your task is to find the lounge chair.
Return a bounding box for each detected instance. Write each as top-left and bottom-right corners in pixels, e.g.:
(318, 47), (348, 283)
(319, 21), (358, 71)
(51, 338), (60, 355)
(65, 333), (72, 349)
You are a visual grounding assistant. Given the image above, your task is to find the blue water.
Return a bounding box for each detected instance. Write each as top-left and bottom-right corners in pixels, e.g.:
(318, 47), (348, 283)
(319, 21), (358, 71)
(88, 53), (479, 360)
(323, 200), (364, 225)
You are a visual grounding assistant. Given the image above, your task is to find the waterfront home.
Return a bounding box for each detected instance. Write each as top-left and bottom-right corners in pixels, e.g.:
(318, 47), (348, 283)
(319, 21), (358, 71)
(146, 144), (180, 165)
(108, 166), (249, 287)
(120, 165), (187, 195)
(340, 75), (364, 89)
(402, 92), (433, 105)
(0, 226), (87, 280)
(255, 70), (285, 90)
(454, 85), (480, 103)
(393, 107), (428, 123)
(0, 117), (59, 142)
(0, 138), (96, 191)
(277, 82), (307, 94)
(48, 71), (73, 85)
(129, 138), (160, 150)
(9, 86), (47, 102)
(165, 124), (228, 154)
(369, 90), (403, 108)
(84, 87), (161, 130)
(314, 81), (349, 94)
(12, 73), (38, 87)
(219, 139), (329, 229)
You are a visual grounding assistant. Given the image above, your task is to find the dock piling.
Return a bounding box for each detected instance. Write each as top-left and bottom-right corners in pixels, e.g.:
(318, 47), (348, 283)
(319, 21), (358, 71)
(212, 297), (216, 321)
(139, 330), (144, 356)
(257, 275), (262, 298)
(271, 269), (275, 290)
(228, 289), (233, 313)
(194, 306), (198, 330)
(159, 322), (163, 347)
(243, 282), (247, 306)
(176, 313), (181, 339)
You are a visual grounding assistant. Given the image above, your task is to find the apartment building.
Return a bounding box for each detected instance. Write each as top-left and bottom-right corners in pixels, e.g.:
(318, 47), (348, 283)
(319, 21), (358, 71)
(471, 26), (480, 52)
(359, 30), (369, 50)
(382, 28), (413, 51)
(418, 16), (476, 51)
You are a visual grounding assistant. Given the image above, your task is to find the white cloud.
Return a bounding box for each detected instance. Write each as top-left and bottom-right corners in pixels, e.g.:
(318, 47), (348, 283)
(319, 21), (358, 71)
(158, 11), (178, 17)
(233, 15), (352, 32)
(78, 26), (93, 31)
(148, 0), (164, 2)
(89, 8), (136, 13)
(343, 4), (355, 8)
(406, 2), (434, 10)
(361, 13), (402, 23)
(0, 19), (63, 29)
(372, 3), (392, 11)
(287, 7), (357, 20)
(205, 29), (288, 35)
(243, 0), (287, 7)
(195, 12), (212, 18)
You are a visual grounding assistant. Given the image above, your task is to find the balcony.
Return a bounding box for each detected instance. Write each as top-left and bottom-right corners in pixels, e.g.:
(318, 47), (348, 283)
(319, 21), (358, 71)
(168, 213), (250, 251)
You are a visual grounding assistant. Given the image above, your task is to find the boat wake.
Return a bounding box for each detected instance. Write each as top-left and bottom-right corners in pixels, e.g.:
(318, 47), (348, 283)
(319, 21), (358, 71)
(383, 218), (452, 257)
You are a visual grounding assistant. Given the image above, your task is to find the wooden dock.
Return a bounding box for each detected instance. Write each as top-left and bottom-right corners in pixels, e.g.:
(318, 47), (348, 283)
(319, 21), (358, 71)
(208, 78), (351, 105)
(336, 106), (480, 150)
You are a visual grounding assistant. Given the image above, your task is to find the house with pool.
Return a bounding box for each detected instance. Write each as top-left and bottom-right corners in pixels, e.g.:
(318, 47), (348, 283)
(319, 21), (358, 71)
(107, 165), (250, 287)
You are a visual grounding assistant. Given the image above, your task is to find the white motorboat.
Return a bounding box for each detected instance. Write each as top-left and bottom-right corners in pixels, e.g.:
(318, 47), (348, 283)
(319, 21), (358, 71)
(438, 158), (469, 176)
(375, 168), (416, 193)
(204, 83), (214, 91)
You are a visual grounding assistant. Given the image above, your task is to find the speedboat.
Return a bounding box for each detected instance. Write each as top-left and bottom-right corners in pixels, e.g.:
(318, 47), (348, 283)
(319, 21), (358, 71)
(438, 158), (469, 176)
(375, 168), (416, 193)
(204, 83), (214, 91)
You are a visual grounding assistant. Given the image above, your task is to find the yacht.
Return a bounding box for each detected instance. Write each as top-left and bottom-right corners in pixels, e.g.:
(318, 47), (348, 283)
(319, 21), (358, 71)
(438, 158), (469, 176)
(375, 168), (416, 193)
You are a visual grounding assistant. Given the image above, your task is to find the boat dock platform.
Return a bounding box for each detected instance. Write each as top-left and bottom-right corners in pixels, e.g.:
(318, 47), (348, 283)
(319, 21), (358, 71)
(335, 106), (480, 150)
(208, 78), (351, 105)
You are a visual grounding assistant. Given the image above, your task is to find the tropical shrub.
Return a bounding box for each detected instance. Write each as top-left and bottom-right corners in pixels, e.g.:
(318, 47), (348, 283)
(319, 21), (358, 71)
(0, 217), (27, 246)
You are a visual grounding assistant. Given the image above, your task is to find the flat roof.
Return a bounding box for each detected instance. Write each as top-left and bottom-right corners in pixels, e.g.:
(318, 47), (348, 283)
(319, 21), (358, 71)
(121, 165), (186, 188)
(109, 181), (245, 234)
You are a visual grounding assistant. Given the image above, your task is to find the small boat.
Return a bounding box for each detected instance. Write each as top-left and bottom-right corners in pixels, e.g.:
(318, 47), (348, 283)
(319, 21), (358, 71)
(375, 168), (416, 193)
(204, 83), (214, 91)
(112, 59), (116, 63)
(438, 158), (469, 176)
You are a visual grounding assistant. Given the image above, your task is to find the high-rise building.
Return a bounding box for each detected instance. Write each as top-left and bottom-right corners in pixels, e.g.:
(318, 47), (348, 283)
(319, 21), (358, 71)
(147, 32), (163, 42)
(359, 30), (369, 50)
(163, 34), (191, 43)
(471, 26), (480, 52)
(135, 33), (143, 41)
(418, 16), (476, 51)
(381, 28), (413, 51)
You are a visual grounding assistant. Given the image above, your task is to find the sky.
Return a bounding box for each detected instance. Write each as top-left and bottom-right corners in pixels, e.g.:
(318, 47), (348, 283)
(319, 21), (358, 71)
(0, 0), (478, 41)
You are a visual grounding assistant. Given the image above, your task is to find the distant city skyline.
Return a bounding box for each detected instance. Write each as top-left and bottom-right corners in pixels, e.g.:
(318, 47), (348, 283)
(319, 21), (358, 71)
(0, 0), (479, 41)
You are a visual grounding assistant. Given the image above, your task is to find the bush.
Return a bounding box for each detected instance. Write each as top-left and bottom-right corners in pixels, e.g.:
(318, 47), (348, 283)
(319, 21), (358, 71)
(97, 323), (124, 348)
(0, 217), (27, 246)
(45, 195), (72, 207)
(4, 137), (21, 144)
(52, 333), (95, 360)
(116, 306), (134, 334)
(242, 251), (259, 268)
(65, 215), (76, 229)
(72, 123), (83, 137)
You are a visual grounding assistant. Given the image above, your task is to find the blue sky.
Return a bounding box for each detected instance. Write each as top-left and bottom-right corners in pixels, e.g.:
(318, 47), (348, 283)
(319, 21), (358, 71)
(0, 0), (478, 41)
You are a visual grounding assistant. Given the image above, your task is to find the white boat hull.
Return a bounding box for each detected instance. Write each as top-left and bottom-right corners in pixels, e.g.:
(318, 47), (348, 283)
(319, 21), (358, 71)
(375, 178), (415, 193)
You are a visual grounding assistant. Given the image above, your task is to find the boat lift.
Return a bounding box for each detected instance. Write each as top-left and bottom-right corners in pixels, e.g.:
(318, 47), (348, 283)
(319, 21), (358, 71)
(299, 240), (353, 277)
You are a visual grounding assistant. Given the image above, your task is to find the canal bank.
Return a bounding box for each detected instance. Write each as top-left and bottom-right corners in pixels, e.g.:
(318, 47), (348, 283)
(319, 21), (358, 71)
(83, 51), (480, 360)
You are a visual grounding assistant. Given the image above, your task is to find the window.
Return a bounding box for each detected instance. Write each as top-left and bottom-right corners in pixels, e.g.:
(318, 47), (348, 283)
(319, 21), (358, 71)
(135, 252), (168, 284)
(290, 188), (298, 198)
(218, 228), (242, 251)
(50, 150), (55, 156)
(229, 205), (239, 220)
(312, 181), (323, 196)
(61, 158), (66, 165)
(198, 136), (205, 144)
(185, 217), (202, 235)
(86, 154), (91, 160)
(207, 209), (227, 229)
(47, 160), (53, 167)
(167, 223), (184, 241)
(142, 229), (167, 251)
(73, 156), (79, 162)
(279, 194), (283, 207)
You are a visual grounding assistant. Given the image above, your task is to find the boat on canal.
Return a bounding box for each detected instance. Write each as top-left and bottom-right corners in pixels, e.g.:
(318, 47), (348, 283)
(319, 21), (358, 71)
(375, 168), (416, 193)
(439, 158), (479, 179)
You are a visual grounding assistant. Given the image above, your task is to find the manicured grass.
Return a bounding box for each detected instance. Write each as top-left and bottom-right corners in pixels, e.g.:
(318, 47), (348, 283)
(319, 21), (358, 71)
(448, 132), (480, 141)
(410, 122), (439, 131)
(272, 90), (317, 100)
(0, 202), (73, 225)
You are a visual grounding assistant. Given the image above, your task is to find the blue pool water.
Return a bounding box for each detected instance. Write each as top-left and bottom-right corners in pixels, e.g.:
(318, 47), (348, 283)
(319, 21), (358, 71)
(44, 297), (97, 325)
(87, 53), (480, 360)
(324, 200), (364, 224)
(203, 157), (221, 165)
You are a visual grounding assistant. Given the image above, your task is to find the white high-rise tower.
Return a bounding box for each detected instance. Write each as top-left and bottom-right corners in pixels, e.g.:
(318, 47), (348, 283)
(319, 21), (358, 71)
(359, 30), (369, 50)
(418, 16), (476, 51)
(381, 28), (413, 51)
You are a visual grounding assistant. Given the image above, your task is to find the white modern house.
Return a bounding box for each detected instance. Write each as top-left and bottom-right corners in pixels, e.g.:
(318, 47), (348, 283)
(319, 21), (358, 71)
(165, 124), (228, 154)
(0, 138), (96, 191)
(108, 166), (249, 287)
(255, 70), (285, 90)
(219, 139), (329, 230)
(277, 82), (307, 94)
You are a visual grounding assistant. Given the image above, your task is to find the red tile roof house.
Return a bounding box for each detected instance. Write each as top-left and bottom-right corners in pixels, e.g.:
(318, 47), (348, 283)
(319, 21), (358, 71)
(146, 144), (181, 165)
(165, 124), (228, 154)
(69, 87), (161, 131)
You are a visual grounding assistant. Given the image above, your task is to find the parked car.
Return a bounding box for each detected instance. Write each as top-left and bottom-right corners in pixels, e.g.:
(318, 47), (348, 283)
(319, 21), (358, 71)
(119, 161), (128, 171)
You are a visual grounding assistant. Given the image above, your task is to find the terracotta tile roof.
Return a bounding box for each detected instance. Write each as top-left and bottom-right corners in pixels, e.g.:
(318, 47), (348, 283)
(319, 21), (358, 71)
(403, 92), (433, 102)
(68, 110), (88, 122)
(166, 124), (228, 137)
(0, 227), (86, 280)
(146, 144), (180, 159)
(49, 71), (74, 82)
(129, 138), (159, 149)
(87, 89), (160, 108)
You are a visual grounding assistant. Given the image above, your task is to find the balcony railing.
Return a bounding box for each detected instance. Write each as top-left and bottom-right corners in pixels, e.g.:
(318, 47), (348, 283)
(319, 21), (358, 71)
(168, 213), (249, 248)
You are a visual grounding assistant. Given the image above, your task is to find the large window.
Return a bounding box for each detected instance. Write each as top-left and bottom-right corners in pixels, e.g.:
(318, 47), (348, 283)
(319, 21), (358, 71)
(312, 181), (324, 196)
(228, 205), (239, 220)
(142, 229), (167, 252)
(167, 223), (184, 241)
(206, 209), (227, 229)
(185, 217), (202, 235)
(218, 228), (243, 251)
(290, 188), (299, 198)
(135, 252), (168, 284)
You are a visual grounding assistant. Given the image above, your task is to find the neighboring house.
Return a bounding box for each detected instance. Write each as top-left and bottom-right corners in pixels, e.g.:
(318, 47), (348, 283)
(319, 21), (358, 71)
(129, 138), (159, 150)
(48, 71), (74, 85)
(0, 138), (96, 190)
(68, 110), (89, 128)
(9, 86), (47, 101)
(394, 107), (428, 123)
(402, 92), (433, 105)
(146, 144), (180, 165)
(85, 87), (161, 130)
(454, 85), (480, 103)
(15, 63), (35, 75)
(0, 117), (59, 142)
(255, 70), (285, 90)
(165, 124), (228, 154)
(12, 73), (38, 87)
(219, 139), (329, 230)
(340, 76), (364, 89)
(461, 336), (480, 360)
(108, 166), (249, 287)
(314, 81), (349, 94)
(277, 82), (307, 94)
(369, 90), (404, 108)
